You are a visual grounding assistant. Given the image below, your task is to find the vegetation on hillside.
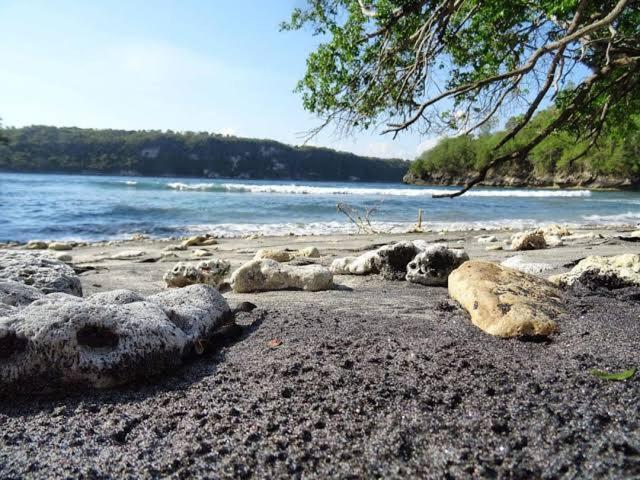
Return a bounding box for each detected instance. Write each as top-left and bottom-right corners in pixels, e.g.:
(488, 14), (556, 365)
(409, 110), (640, 181)
(0, 125), (408, 182)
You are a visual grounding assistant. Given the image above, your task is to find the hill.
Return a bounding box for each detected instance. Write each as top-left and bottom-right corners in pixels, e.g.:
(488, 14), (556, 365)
(405, 110), (640, 189)
(0, 126), (408, 182)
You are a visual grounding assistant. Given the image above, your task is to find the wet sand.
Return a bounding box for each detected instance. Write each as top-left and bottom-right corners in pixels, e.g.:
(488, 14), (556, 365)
(1, 227), (639, 478)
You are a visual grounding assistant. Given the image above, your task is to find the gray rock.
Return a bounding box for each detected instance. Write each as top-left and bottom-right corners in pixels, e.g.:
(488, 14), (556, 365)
(376, 241), (422, 280)
(88, 289), (145, 305)
(406, 245), (469, 286)
(0, 284), (230, 392)
(0, 280), (44, 310)
(0, 250), (82, 296)
(330, 240), (425, 280)
(148, 284), (231, 339)
(0, 304), (17, 317)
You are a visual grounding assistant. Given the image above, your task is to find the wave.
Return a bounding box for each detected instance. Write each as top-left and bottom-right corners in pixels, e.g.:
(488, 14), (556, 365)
(165, 182), (592, 198)
(178, 219), (578, 238)
(582, 212), (640, 222)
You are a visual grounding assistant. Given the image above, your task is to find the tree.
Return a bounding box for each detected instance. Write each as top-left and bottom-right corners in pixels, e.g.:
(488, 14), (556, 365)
(283, 0), (640, 196)
(0, 119), (7, 145)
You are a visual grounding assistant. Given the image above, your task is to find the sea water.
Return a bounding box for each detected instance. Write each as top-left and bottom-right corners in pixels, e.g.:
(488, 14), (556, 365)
(1, 172), (639, 242)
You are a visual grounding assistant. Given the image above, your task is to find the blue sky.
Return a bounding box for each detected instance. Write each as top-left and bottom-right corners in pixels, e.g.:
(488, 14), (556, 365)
(0, 0), (437, 159)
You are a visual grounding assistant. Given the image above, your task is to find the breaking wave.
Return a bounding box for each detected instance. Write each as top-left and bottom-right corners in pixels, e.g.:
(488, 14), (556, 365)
(165, 182), (592, 198)
(582, 212), (640, 222)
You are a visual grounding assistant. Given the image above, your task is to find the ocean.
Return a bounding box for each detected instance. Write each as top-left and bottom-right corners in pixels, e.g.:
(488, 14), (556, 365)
(1, 172), (640, 242)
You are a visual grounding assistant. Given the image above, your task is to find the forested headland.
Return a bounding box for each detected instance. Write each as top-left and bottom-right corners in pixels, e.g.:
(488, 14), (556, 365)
(406, 110), (640, 189)
(0, 125), (408, 182)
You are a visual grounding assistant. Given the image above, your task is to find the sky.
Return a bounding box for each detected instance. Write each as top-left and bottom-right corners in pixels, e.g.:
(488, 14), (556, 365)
(0, 0), (438, 160)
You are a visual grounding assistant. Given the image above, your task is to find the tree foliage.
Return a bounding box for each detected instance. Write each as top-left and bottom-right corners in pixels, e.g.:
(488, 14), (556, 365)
(0, 119), (7, 145)
(284, 0), (640, 195)
(410, 109), (640, 181)
(0, 125), (408, 182)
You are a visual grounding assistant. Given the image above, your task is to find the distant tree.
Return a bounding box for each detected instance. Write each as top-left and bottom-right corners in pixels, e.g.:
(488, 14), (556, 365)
(0, 118), (8, 145)
(283, 0), (640, 196)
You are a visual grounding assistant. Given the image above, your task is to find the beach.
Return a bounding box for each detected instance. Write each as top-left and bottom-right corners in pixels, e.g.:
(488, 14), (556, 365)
(1, 227), (639, 478)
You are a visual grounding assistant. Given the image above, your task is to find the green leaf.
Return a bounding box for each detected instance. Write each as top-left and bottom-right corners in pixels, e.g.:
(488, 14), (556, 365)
(590, 368), (636, 381)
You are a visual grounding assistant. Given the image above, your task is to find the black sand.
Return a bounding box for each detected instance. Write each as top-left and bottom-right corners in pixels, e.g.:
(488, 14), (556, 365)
(1, 277), (639, 479)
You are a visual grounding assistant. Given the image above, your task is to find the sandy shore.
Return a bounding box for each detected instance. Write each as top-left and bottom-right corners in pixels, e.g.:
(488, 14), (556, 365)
(1, 227), (639, 478)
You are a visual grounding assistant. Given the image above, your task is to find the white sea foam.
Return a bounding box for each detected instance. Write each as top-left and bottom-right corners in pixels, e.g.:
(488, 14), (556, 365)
(179, 218), (565, 238)
(165, 182), (591, 198)
(123, 180), (138, 185)
(582, 212), (640, 222)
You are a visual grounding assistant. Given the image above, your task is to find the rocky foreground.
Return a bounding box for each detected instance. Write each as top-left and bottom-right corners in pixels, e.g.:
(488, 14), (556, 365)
(0, 227), (639, 478)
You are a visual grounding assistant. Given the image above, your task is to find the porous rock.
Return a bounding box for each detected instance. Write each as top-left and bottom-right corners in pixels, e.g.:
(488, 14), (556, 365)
(148, 284), (231, 339)
(510, 230), (547, 251)
(330, 241), (423, 280)
(254, 246), (320, 263)
(549, 254), (640, 290)
(376, 241), (422, 280)
(0, 284), (230, 392)
(0, 250), (82, 296)
(541, 224), (572, 238)
(230, 259), (333, 293)
(406, 245), (469, 286)
(87, 289), (145, 305)
(330, 250), (380, 275)
(164, 259), (231, 288)
(448, 261), (563, 337)
(0, 280), (44, 310)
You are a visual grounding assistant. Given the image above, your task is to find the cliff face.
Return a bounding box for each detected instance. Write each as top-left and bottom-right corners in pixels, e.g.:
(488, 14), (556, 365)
(403, 165), (640, 190)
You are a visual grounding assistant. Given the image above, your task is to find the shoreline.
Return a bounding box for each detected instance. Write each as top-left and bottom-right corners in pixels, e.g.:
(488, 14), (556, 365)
(1, 221), (638, 247)
(6, 224), (637, 298)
